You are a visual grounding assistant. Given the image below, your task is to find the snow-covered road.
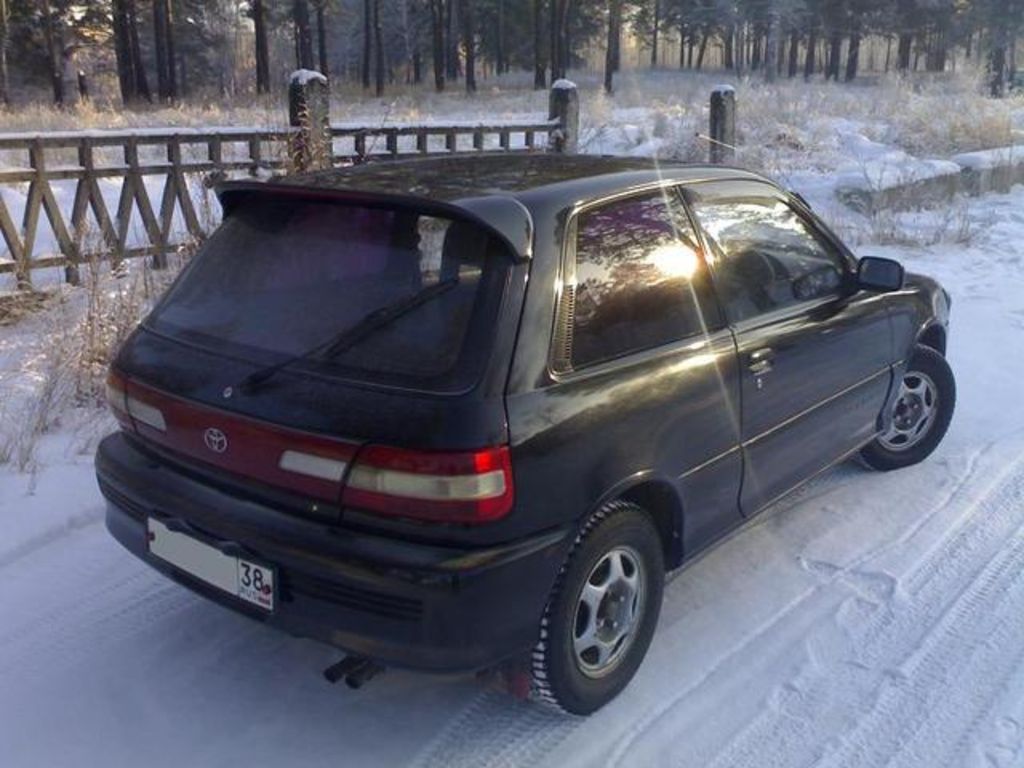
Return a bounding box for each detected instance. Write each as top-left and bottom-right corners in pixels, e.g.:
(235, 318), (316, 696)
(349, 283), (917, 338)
(3, 184), (1024, 767)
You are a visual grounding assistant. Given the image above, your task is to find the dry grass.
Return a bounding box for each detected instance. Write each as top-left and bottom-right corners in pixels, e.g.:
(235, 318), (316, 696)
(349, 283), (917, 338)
(0, 291), (56, 326)
(0, 245), (192, 472)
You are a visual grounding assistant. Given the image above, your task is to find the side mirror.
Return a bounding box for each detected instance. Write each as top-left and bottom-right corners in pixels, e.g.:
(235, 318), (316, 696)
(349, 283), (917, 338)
(858, 256), (905, 292)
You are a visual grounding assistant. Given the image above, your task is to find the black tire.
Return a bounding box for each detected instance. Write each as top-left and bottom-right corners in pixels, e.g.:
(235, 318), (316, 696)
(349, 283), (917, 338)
(531, 500), (664, 715)
(861, 344), (956, 471)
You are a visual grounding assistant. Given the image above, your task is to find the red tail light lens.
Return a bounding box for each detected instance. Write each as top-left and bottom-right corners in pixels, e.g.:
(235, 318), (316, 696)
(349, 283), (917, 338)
(342, 444), (514, 524)
(105, 370), (133, 431)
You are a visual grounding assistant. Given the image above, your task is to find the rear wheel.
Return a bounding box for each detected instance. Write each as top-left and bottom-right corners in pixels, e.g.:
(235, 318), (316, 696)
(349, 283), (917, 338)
(861, 345), (956, 471)
(531, 501), (664, 715)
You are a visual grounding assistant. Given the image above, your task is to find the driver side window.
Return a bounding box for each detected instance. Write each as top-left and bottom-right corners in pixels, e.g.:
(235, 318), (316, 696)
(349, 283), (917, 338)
(689, 196), (848, 323)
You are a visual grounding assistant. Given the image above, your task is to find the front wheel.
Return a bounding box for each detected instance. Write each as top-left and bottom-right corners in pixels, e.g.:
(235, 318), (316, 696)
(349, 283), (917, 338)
(531, 501), (664, 715)
(861, 344), (956, 471)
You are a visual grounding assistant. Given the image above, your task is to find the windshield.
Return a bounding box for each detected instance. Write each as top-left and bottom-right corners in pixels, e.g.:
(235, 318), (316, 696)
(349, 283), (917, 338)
(146, 198), (510, 390)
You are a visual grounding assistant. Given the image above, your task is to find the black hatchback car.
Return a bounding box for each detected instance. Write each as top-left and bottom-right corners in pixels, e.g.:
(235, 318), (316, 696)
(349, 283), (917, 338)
(97, 154), (954, 714)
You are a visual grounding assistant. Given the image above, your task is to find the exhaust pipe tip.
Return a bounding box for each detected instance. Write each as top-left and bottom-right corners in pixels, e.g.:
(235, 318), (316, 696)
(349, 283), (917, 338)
(345, 661), (384, 689)
(323, 655), (384, 688)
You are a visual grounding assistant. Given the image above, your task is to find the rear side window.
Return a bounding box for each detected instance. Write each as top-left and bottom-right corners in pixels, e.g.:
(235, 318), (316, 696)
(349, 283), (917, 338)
(147, 198), (509, 390)
(689, 196), (848, 323)
(569, 191), (716, 369)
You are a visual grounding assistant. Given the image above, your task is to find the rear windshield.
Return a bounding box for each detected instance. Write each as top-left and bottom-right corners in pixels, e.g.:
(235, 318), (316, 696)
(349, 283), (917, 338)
(147, 197), (510, 390)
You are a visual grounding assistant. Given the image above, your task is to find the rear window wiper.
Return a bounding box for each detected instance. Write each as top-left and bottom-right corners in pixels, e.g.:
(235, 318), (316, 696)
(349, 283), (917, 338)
(235, 277), (459, 394)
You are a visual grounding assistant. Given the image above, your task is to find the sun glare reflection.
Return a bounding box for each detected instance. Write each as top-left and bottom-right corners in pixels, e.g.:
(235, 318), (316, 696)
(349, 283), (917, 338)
(649, 243), (700, 280)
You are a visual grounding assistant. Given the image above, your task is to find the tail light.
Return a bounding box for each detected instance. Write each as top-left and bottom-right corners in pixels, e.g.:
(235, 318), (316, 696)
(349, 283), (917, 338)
(105, 370), (132, 431)
(105, 369), (166, 432)
(342, 444), (514, 524)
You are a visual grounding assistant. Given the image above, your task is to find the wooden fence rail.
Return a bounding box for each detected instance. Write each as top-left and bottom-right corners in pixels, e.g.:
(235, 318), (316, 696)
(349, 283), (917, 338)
(0, 78), (576, 291)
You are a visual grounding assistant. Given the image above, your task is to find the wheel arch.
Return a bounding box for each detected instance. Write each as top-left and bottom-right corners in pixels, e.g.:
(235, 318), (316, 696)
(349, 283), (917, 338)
(917, 324), (947, 356)
(595, 474), (685, 570)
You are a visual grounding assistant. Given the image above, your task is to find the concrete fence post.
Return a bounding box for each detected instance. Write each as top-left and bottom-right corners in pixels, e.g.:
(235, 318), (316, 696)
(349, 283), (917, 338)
(288, 69), (331, 173)
(709, 85), (736, 164)
(549, 79), (579, 154)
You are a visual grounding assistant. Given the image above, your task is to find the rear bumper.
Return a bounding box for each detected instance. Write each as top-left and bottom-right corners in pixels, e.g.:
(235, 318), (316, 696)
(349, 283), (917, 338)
(96, 432), (570, 672)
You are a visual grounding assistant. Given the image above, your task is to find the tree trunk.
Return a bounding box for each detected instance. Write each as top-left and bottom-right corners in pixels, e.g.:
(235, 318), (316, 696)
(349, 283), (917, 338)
(764, 14), (778, 82)
(374, 0), (384, 95)
(112, 0), (133, 103)
(845, 26), (861, 82)
(41, 0), (64, 106)
(724, 25), (734, 69)
(362, 0), (372, 88)
(787, 29), (799, 77)
(991, 40), (1007, 97)
(826, 30), (841, 80)
(533, 0), (545, 87)
(803, 24), (816, 81)
(153, 0), (174, 101)
(178, 42), (188, 96)
(315, 2), (329, 78)
(254, 0), (270, 93)
(549, 0), (559, 81)
(461, 0), (475, 92)
(650, 0), (659, 68)
(549, 0), (569, 80)
(126, 0), (151, 102)
(496, 0), (505, 74)
(604, 0), (621, 93)
(0, 0), (8, 105)
(735, 24), (745, 74)
(165, 0), (178, 99)
(294, 0), (315, 70)
(446, 0), (459, 80)
(696, 28), (709, 70)
(430, 0), (445, 90)
(897, 32), (912, 71)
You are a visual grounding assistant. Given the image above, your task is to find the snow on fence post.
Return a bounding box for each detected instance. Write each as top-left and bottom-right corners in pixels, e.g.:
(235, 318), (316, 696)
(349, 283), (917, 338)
(549, 79), (579, 154)
(709, 85), (736, 164)
(288, 69), (331, 173)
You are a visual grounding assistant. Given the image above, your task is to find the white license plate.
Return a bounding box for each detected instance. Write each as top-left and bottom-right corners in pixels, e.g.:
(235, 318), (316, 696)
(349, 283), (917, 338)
(147, 518), (275, 612)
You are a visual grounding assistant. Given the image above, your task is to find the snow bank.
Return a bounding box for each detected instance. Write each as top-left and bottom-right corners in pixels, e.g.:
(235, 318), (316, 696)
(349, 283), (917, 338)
(951, 145), (1024, 195)
(952, 145), (1024, 171)
(834, 154), (961, 213)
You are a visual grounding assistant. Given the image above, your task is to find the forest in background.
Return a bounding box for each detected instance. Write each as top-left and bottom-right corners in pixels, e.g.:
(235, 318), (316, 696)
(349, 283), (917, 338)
(0, 0), (1020, 112)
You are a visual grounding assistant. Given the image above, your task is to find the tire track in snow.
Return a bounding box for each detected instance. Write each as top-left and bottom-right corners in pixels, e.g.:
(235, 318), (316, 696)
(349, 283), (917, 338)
(0, 530), (196, 679)
(600, 448), (991, 768)
(602, 443), (1013, 768)
(409, 689), (581, 768)
(0, 505), (104, 572)
(813, 469), (1024, 768)
(670, 446), (1024, 768)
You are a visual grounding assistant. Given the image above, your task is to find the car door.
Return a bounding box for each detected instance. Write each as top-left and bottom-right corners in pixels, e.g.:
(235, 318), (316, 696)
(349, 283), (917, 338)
(685, 180), (893, 515)
(508, 185), (745, 557)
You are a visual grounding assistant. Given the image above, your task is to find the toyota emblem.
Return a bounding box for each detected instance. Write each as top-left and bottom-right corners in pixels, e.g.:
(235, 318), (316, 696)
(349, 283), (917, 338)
(203, 427), (228, 454)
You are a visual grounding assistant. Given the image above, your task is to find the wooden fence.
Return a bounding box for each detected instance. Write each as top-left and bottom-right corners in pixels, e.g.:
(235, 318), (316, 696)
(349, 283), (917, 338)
(0, 78), (577, 291)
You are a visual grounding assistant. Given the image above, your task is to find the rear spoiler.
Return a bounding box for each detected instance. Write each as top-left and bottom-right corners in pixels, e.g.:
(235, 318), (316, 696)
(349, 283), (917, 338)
(215, 180), (534, 261)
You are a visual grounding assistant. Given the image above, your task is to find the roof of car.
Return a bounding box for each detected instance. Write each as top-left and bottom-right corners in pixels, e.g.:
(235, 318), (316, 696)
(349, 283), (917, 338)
(278, 153), (770, 205)
(216, 154), (776, 261)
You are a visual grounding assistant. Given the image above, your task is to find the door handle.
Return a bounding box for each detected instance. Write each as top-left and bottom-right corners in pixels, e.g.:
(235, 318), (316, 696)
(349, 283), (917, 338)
(749, 348), (775, 375)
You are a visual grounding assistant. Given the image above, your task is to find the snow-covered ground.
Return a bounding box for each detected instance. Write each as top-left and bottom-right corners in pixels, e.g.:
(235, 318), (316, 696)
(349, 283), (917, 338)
(4, 74), (1024, 767)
